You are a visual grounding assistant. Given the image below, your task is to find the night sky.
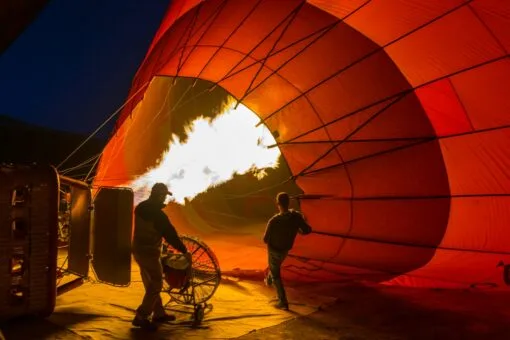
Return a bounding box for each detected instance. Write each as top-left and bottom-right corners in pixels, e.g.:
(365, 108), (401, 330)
(0, 0), (169, 138)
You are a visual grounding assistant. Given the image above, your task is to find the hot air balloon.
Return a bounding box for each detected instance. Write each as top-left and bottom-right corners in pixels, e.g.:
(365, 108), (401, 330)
(92, 0), (510, 289)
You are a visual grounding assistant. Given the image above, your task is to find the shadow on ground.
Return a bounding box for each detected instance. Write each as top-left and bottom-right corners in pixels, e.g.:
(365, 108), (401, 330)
(238, 283), (510, 340)
(0, 312), (94, 340)
(2, 282), (510, 340)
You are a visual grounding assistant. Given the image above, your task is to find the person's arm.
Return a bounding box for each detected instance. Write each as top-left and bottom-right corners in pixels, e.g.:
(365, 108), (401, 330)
(296, 213), (312, 235)
(153, 211), (188, 254)
(263, 218), (274, 244)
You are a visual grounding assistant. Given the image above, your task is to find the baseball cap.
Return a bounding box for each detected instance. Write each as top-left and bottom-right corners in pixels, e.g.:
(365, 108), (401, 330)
(151, 182), (172, 196)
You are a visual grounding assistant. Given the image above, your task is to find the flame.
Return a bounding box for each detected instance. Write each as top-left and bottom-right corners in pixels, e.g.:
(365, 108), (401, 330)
(129, 102), (280, 204)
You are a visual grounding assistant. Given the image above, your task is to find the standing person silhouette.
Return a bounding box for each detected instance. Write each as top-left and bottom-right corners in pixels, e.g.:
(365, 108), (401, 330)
(263, 192), (312, 310)
(131, 183), (191, 331)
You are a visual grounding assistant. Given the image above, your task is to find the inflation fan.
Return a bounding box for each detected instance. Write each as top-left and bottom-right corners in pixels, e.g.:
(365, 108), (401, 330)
(161, 236), (221, 326)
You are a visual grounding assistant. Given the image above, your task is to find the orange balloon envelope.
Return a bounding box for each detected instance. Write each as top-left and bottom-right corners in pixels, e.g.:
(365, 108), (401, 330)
(95, 0), (510, 288)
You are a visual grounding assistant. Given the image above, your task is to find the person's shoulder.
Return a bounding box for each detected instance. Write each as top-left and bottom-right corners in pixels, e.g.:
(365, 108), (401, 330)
(136, 199), (164, 216)
(136, 198), (150, 207)
(134, 199), (146, 211)
(136, 198), (151, 209)
(269, 213), (281, 222)
(290, 209), (304, 218)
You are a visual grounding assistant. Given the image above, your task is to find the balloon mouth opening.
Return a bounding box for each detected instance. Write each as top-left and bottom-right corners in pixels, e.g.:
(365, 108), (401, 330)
(96, 69), (451, 283)
(125, 78), (284, 206)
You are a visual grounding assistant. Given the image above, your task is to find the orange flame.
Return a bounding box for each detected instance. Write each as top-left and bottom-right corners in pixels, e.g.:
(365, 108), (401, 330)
(129, 102), (280, 204)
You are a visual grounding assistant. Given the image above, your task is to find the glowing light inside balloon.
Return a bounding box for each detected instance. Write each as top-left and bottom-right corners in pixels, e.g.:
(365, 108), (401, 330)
(129, 102), (280, 204)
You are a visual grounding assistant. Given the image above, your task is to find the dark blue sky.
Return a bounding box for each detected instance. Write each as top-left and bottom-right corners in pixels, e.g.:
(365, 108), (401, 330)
(0, 0), (169, 137)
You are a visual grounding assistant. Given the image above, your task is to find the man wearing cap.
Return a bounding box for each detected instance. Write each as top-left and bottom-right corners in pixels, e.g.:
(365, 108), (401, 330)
(131, 182), (190, 330)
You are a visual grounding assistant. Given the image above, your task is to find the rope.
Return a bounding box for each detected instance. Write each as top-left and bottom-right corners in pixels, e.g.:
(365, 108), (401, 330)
(195, 0), (261, 81)
(303, 136), (431, 177)
(284, 256), (502, 288)
(83, 152), (103, 182)
(236, 2), (305, 107)
(221, 177), (295, 200)
(269, 136), (433, 147)
(256, 0), (475, 126)
(75, 0), (508, 203)
(95, 79), (177, 182)
(297, 193), (510, 201)
(87, 0), (369, 184)
(60, 153), (101, 175)
(310, 230), (510, 256)
(237, 1), (374, 266)
(176, 2), (204, 79)
(302, 122), (510, 177)
(56, 81), (150, 170)
(146, 0), (228, 83)
(293, 94), (406, 179)
(259, 53), (510, 181)
(244, 0), (371, 103)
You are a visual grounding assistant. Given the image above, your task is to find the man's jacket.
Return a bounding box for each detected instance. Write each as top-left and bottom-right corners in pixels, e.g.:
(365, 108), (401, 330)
(132, 198), (187, 257)
(263, 209), (312, 253)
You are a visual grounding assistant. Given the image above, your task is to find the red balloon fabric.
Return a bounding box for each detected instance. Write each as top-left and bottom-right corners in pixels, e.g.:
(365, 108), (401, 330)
(96, 0), (510, 288)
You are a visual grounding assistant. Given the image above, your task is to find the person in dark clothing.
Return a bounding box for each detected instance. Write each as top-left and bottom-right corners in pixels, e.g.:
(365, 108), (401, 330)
(263, 192), (312, 310)
(131, 182), (190, 331)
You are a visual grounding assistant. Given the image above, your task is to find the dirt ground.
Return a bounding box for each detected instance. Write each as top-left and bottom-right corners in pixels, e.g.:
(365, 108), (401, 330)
(2, 279), (510, 340)
(2, 232), (510, 340)
(238, 282), (510, 340)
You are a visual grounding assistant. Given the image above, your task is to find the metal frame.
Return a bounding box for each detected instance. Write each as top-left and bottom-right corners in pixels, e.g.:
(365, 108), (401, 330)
(161, 235), (222, 327)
